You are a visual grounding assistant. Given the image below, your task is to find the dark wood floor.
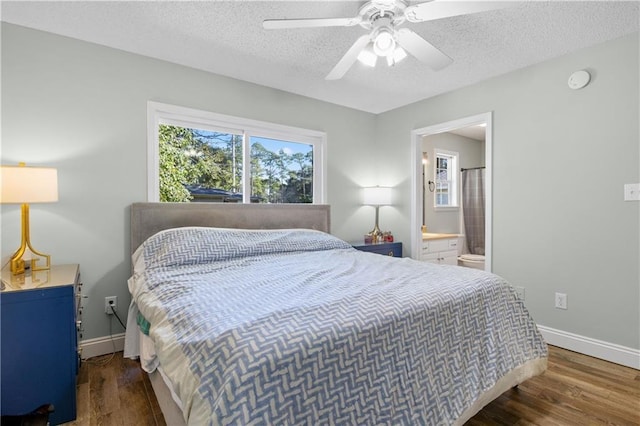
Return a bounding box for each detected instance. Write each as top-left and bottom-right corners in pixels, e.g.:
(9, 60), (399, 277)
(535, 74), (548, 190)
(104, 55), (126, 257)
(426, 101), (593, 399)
(63, 345), (639, 426)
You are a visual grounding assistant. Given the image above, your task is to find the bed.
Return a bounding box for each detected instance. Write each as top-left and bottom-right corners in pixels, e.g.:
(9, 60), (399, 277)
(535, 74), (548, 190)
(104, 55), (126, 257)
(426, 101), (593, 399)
(124, 202), (547, 425)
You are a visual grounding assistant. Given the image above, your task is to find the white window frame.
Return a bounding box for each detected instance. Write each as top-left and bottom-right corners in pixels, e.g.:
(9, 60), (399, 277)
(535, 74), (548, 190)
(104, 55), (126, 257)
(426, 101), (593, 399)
(434, 149), (459, 209)
(147, 101), (326, 203)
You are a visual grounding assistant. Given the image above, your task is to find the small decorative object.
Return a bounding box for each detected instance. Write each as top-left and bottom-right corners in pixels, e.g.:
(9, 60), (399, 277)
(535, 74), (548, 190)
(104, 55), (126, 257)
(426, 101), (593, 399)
(364, 234), (373, 244)
(384, 232), (394, 243)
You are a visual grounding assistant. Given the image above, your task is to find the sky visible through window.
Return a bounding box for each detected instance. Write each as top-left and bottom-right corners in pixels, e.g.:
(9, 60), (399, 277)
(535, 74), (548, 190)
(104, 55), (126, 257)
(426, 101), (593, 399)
(195, 130), (312, 170)
(252, 137), (312, 172)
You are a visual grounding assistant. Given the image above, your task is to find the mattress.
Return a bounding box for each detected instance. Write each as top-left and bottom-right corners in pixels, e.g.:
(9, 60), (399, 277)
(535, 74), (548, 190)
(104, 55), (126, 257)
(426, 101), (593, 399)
(126, 227), (547, 425)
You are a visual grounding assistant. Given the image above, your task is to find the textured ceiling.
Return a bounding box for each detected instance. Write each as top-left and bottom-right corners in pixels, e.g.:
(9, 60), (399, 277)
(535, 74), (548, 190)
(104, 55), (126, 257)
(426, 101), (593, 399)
(2, 1), (638, 113)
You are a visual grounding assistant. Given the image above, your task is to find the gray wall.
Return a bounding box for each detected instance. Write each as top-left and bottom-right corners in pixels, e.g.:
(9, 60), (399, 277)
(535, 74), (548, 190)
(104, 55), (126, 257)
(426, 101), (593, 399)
(0, 23), (377, 340)
(376, 32), (639, 349)
(422, 132), (484, 234)
(2, 23), (638, 352)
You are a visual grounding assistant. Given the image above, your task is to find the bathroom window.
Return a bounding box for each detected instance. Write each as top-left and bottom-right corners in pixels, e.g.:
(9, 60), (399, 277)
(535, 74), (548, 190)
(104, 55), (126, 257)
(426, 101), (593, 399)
(434, 149), (458, 208)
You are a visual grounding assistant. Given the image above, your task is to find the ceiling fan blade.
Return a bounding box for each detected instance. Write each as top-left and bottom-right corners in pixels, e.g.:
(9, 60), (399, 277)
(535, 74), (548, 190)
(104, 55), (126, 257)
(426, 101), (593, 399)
(405, 1), (514, 23)
(396, 28), (453, 71)
(326, 35), (371, 81)
(263, 16), (361, 30)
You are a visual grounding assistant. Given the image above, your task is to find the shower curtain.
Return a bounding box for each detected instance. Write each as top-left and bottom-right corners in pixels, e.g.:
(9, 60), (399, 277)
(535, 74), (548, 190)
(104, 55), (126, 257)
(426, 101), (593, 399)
(461, 168), (485, 255)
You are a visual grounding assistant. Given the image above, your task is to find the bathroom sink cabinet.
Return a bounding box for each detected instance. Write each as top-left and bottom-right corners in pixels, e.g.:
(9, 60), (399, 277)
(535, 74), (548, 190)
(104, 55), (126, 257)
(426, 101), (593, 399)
(421, 237), (460, 265)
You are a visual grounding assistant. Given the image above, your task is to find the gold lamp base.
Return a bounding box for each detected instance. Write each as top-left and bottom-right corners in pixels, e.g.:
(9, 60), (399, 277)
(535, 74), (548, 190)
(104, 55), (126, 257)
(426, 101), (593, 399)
(368, 205), (384, 243)
(368, 228), (383, 243)
(9, 203), (51, 275)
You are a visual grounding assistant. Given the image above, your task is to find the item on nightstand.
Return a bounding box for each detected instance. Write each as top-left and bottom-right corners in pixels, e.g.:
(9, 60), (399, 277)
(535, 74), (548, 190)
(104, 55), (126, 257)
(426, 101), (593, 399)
(364, 234), (373, 244)
(362, 186), (392, 244)
(0, 162), (59, 275)
(383, 231), (394, 243)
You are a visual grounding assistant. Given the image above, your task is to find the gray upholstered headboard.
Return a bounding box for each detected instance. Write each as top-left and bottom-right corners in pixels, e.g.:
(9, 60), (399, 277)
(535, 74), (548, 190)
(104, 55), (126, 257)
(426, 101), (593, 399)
(130, 202), (331, 254)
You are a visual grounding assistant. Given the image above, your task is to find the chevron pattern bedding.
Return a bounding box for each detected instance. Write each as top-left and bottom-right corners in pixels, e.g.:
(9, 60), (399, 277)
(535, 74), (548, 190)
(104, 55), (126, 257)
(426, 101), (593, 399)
(128, 227), (547, 425)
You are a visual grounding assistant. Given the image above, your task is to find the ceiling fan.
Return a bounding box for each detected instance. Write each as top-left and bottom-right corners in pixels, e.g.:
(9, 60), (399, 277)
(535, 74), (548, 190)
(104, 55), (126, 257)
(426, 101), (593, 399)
(263, 0), (510, 80)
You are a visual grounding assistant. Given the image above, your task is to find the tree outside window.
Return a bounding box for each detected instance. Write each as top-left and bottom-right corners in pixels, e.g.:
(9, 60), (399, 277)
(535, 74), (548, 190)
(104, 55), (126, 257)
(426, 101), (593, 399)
(159, 124), (313, 203)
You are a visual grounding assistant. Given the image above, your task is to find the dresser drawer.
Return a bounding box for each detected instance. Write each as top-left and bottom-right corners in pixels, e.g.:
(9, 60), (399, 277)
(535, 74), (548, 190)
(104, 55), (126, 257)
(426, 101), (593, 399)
(353, 242), (402, 257)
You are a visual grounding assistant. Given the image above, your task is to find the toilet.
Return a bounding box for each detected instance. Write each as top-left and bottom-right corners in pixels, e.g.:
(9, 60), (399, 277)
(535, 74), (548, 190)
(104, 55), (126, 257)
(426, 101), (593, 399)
(458, 254), (485, 270)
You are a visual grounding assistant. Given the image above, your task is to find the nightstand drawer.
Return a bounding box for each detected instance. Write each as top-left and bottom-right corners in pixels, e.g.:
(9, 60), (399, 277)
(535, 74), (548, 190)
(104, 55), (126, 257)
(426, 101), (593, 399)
(352, 242), (402, 257)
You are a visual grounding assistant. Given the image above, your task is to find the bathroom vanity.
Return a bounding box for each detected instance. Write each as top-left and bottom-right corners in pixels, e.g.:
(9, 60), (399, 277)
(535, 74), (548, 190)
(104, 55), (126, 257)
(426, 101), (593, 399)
(421, 233), (462, 265)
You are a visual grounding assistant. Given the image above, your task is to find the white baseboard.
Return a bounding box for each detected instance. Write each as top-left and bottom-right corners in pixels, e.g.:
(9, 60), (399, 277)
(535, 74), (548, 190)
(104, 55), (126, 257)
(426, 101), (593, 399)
(79, 333), (126, 360)
(538, 325), (640, 370)
(80, 327), (639, 370)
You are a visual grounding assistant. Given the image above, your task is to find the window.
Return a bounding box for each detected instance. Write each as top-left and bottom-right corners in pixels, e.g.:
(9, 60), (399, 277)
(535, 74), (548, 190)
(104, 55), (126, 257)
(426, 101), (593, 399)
(147, 102), (325, 204)
(434, 149), (458, 208)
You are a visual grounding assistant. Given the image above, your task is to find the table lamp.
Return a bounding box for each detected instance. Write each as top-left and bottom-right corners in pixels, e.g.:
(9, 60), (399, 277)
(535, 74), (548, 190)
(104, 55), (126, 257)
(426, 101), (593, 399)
(363, 186), (392, 243)
(1, 162), (58, 275)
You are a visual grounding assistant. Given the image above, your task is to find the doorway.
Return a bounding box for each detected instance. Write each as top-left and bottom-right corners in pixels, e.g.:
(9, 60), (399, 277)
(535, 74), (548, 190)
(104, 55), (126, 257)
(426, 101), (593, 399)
(410, 112), (493, 271)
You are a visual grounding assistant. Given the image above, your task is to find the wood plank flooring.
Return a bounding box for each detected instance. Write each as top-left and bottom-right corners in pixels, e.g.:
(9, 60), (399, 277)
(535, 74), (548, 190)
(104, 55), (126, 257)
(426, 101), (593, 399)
(63, 345), (639, 426)
(468, 346), (640, 425)
(66, 351), (165, 426)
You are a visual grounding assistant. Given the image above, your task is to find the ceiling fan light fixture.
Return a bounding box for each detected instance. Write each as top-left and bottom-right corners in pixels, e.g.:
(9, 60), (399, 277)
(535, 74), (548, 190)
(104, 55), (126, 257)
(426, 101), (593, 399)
(386, 46), (407, 66)
(386, 55), (394, 67)
(357, 45), (378, 67)
(388, 46), (407, 66)
(373, 29), (396, 57)
(267, 0), (514, 80)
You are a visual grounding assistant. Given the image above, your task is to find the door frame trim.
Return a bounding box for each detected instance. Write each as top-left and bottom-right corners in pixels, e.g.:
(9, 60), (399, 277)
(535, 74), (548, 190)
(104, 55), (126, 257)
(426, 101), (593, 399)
(409, 112), (493, 272)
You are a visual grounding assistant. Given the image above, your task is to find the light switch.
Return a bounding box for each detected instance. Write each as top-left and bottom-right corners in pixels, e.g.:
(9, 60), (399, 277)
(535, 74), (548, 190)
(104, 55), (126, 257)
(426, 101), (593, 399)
(624, 183), (640, 201)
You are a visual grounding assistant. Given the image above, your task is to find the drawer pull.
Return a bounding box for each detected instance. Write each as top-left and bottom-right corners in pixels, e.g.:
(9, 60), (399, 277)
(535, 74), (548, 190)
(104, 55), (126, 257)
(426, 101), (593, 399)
(387, 251), (394, 256)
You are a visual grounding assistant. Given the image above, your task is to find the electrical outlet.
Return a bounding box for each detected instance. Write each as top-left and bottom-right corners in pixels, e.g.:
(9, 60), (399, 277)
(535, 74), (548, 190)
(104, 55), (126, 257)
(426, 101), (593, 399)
(555, 292), (567, 310)
(105, 296), (117, 314)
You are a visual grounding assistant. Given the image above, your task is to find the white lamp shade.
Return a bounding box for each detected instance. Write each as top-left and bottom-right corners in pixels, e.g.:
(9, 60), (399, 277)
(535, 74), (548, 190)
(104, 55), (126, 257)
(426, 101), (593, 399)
(363, 186), (392, 206)
(1, 164), (58, 203)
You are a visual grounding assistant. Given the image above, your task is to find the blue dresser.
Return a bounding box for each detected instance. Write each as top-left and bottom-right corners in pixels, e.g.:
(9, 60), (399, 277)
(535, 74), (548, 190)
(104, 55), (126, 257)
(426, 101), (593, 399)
(1, 264), (81, 425)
